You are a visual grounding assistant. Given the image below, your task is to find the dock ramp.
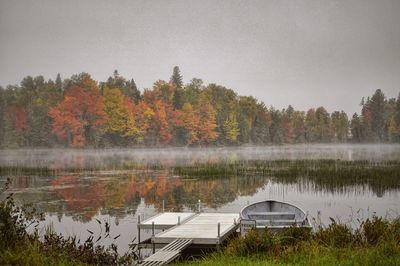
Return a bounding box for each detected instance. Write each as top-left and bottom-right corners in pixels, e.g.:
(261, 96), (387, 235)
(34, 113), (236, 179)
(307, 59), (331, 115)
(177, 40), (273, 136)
(141, 238), (193, 266)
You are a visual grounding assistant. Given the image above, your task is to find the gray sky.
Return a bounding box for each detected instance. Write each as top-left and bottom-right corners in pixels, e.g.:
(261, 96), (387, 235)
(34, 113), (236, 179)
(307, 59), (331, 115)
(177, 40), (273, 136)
(0, 0), (399, 115)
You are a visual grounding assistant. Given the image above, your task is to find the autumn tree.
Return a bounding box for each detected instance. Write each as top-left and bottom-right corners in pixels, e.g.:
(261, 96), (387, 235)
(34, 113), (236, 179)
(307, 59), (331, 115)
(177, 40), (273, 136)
(331, 111), (349, 142)
(179, 103), (200, 144)
(48, 75), (106, 147)
(102, 87), (141, 145)
(197, 98), (219, 144)
(4, 106), (30, 146)
(223, 113), (240, 144)
(315, 106), (332, 142)
(305, 109), (318, 142)
(291, 111), (305, 143)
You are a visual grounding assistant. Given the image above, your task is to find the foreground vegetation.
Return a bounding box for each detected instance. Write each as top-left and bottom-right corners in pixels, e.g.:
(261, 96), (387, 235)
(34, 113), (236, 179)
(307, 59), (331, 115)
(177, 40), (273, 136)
(179, 217), (400, 266)
(0, 178), (138, 265)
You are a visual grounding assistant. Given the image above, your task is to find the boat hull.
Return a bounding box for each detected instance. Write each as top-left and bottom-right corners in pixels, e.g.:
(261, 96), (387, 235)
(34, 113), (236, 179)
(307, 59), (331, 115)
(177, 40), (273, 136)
(240, 200), (312, 232)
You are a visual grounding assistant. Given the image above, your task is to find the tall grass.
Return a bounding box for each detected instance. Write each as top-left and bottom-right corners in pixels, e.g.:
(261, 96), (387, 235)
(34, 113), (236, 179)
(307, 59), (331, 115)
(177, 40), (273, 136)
(179, 216), (400, 266)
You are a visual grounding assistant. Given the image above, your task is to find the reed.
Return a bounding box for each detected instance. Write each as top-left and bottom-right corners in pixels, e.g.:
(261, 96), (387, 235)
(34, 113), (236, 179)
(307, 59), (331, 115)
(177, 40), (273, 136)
(178, 216), (400, 266)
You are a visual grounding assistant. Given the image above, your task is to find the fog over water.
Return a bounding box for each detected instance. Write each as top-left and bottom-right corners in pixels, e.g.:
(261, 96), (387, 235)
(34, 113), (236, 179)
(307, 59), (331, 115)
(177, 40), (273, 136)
(1, 144), (400, 169)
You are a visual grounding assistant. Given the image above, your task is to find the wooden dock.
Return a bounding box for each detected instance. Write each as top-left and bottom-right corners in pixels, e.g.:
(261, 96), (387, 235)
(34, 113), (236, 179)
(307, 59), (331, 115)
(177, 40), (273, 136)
(153, 213), (239, 245)
(138, 212), (240, 265)
(138, 212), (196, 230)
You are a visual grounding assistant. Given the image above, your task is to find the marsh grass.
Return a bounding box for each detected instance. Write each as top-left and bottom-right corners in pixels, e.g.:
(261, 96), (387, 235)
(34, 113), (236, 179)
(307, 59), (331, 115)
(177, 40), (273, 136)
(179, 216), (400, 266)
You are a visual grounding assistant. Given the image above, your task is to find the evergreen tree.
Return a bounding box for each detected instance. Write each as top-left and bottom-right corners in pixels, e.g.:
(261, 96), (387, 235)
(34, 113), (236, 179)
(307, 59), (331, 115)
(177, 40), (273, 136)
(55, 73), (63, 94)
(369, 89), (386, 141)
(170, 66), (183, 89)
(350, 113), (362, 142)
(0, 87), (5, 147)
(394, 93), (400, 142)
(127, 79), (141, 102)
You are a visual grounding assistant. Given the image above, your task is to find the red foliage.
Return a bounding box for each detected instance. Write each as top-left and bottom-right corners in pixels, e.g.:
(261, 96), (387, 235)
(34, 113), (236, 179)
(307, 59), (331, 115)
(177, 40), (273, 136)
(48, 81), (106, 147)
(6, 106), (30, 133)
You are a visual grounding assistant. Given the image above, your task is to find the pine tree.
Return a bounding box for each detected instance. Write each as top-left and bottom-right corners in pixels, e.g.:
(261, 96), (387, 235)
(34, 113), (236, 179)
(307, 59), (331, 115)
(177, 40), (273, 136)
(369, 89), (386, 141)
(55, 73), (62, 93)
(170, 66), (183, 89)
(0, 87), (5, 147)
(351, 113), (362, 142)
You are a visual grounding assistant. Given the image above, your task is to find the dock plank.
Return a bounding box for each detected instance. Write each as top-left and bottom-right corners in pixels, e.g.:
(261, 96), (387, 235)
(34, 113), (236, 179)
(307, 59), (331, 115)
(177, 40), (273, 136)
(139, 212), (195, 230)
(153, 213), (239, 245)
(142, 238), (193, 266)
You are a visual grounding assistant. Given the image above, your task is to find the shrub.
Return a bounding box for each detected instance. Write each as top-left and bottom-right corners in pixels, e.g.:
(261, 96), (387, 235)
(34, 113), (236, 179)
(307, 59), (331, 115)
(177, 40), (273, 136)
(279, 226), (312, 246)
(314, 221), (353, 248)
(361, 216), (390, 245)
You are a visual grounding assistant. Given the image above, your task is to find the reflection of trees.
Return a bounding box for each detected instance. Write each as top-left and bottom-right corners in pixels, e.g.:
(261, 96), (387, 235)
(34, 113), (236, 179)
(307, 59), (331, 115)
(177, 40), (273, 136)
(177, 175), (268, 210)
(52, 176), (107, 222)
(50, 172), (184, 222)
(5, 162), (398, 224)
(49, 172), (269, 221)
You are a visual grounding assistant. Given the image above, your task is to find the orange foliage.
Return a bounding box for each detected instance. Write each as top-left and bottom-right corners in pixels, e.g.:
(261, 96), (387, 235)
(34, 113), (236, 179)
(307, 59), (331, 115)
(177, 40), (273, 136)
(48, 79), (106, 147)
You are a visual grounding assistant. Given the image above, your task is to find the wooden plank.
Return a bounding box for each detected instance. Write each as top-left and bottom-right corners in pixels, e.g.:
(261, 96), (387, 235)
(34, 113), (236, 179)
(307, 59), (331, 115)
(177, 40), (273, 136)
(153, 213), (240, 245)
(139, 212), (196, 230)
(142, 238), (193, 265)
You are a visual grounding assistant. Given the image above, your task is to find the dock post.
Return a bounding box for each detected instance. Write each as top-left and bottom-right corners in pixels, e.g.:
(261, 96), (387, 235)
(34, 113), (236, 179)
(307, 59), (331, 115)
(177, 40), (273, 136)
(162, 200), (165, 212)
(217, 223), (221, 250)
(152, 221), (155, 254)
(198, 199), (201, 213)
(137, 215), (141, 257)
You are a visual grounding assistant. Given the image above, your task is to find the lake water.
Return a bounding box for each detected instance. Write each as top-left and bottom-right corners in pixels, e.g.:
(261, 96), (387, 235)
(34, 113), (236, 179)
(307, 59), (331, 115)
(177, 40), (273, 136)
(0, 144), (399, 254)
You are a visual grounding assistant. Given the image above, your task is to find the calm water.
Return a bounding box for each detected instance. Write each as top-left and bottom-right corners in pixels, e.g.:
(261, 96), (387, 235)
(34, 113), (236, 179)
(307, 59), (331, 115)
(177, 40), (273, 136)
(1, 144), (399, 253)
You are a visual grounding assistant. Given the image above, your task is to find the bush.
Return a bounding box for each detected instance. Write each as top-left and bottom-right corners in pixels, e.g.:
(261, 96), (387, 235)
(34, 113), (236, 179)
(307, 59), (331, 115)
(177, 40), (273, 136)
(361, 216), (390, 245)
(227, 229), (276, 256)
(315, 221), (353, 248)
(279, 226), (312, 246)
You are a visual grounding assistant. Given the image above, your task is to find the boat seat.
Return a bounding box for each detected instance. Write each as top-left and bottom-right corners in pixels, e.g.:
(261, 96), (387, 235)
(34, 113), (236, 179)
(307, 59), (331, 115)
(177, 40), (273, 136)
(247, 212), (296, 220)
(256, 219), (297, 226)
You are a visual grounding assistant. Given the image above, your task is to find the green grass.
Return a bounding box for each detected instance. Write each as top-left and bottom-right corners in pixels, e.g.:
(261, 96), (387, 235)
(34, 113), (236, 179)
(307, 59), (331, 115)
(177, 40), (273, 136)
(177, 217), (400, 266)
(178, 243), (400, 266)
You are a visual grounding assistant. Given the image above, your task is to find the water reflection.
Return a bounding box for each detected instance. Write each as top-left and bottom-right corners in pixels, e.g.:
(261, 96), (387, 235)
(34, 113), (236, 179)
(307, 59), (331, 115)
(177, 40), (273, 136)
(3, 170), (399, 223)
(1, 169), (399, 254)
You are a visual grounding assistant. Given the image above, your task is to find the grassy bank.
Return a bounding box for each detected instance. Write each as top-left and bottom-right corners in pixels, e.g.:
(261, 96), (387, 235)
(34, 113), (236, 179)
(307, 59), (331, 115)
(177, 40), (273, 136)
(177, 217), (400, 266)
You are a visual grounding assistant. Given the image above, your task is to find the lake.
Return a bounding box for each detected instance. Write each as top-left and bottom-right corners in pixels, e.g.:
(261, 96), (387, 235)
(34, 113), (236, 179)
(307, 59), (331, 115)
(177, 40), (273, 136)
(0, 144), (399, 254)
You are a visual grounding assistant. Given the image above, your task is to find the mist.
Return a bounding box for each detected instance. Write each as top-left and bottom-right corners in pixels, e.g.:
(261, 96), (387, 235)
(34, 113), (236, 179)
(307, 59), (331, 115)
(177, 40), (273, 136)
(1, 144), (399, 169)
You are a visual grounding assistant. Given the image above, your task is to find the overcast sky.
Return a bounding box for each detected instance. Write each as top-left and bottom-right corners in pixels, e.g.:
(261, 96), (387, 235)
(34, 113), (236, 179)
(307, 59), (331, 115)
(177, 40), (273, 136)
(0, 0), (399, 115)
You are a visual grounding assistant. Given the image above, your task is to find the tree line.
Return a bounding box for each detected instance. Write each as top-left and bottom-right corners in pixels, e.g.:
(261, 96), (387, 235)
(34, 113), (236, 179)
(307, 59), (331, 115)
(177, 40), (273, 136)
(0, 67), (399, 148)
